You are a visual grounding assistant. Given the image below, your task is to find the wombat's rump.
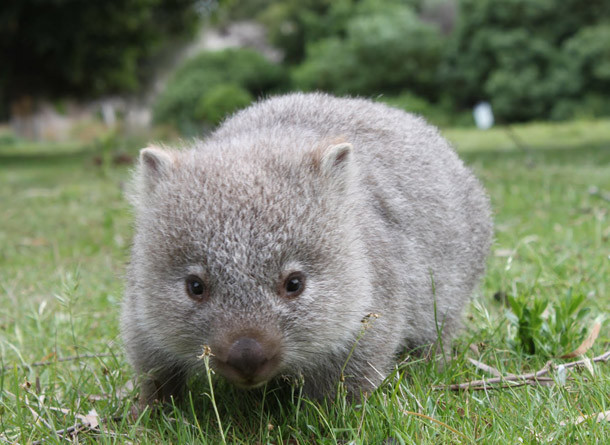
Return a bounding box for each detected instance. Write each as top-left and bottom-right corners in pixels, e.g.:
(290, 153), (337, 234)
(121, 93), (492, 405)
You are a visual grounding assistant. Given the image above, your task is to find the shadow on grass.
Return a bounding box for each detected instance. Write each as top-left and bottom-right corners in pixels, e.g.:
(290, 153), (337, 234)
(0, 146), (99, 168)
(1, 141), (608, 171)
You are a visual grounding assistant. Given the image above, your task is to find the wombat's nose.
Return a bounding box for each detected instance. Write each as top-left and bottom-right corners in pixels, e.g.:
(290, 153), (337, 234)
(226, 337), (267, 379)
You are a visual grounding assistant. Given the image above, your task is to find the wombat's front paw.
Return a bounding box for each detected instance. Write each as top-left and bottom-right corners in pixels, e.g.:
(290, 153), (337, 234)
(137, 371), (186, 410)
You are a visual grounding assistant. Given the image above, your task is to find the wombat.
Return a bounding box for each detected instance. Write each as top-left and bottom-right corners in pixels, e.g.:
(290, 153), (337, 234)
(121, 92), (492, 405)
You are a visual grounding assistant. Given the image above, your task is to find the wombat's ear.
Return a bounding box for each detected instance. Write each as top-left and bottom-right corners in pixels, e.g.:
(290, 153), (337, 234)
(138, 146), (174, 189)
(318, 142), (353, 176)
(127, 146), (175, 208)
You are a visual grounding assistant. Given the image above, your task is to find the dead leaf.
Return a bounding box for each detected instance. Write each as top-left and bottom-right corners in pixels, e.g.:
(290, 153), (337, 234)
(561, 322), (601, 358)
(47, 407), (99, 428)
(81, 409), (100, 429)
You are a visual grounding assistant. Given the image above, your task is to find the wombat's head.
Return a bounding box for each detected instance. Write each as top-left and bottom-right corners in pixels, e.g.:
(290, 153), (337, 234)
(125, 137), (373, 388)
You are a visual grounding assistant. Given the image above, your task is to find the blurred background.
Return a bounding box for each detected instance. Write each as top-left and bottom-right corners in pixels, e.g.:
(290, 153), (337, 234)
(2, 0), (609, 144)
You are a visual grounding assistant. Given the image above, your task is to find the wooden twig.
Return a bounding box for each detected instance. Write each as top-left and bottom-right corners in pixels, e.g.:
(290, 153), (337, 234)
(2, 353), (115, 372)
(467, 358), (503, 377)
(434, 350), (610, 391)
(30, 415), (123, 445)
(31, 422), (92, 445)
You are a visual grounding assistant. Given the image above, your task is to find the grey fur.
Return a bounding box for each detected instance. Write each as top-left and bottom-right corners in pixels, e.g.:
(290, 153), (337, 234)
(121, 92), (493, 404)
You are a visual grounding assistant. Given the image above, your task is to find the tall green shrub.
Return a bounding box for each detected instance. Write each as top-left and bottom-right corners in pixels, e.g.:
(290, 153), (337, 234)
(153, 48), (286, 134)
(292, 2), (444, 98)
(443, 0), (610, 121)
(0, 0), (202, 119)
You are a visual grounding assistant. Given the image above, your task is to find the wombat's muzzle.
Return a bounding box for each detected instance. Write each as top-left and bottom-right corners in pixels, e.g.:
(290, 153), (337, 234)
(226, 337), (267, 378)
(212, 334), (281, 387)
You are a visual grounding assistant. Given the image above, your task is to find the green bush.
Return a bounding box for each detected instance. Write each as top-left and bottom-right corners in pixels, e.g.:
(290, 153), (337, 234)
(480, 30), (571, 122)
(153, 48), (286, 134)
(257, 0), (355, 64)
(0, 0), (202, 119)
(443, 0), (610, 122)
(555, 23), (610, 120)
(292, 2), (444, 97)
(378, 92), (473, 127)
(506, 290), (593, 357)
(195, 83), (253, 125)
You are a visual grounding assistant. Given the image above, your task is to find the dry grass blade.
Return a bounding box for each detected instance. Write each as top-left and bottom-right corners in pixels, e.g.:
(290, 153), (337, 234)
(402, 410), (470, 442)
(560, 321), (601, 358)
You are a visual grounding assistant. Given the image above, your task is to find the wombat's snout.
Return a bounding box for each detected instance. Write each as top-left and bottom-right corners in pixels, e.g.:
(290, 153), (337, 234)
(226, 337), (267, 379)
(213, 333), (282, 388)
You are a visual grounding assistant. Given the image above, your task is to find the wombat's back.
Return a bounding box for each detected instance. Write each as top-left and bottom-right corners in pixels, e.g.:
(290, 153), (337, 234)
(214, 92), (492, 348)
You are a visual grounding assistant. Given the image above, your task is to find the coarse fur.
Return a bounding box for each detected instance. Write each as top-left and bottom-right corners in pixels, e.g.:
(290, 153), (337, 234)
(121, 92), (493, 405)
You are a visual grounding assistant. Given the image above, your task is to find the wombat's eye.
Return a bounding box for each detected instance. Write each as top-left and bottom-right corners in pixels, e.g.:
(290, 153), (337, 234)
(281, 272), (306, 298)
(185, 275), (207, 301)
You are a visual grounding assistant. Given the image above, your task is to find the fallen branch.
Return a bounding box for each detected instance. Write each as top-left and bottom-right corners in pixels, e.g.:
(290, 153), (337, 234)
(2, 353), (115, 372)
(447, 378), (556, 391)
(468, 358), (505, 378)
(31, 422), (94, 445)
(434, 350), (610, 391)
(30, 414), (123, 445)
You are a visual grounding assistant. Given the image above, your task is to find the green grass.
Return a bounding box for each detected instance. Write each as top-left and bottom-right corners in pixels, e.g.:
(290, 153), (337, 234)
(1, 119), (609, 443)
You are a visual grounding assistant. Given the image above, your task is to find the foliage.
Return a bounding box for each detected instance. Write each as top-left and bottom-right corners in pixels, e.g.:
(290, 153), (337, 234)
(0, 0), (203, 118)
(249, 0), (610, 123)
(506, 293), (549, 355)
(506, 290), (592, 356)
(563, 24), (610, 92)
(291, 1), (443, 98)
(257, 0), (350, 64)
(443, 0), (610, 122)
(195, 83), (253, 126)
(379, 92), (473, 127)
(554, 24), (610, 119)
(257, 0), (425, 64)
(152, 48), (286, 133)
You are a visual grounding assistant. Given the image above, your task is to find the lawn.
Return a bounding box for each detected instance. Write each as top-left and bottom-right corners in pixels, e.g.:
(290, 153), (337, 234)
(1, 119), (608, 443)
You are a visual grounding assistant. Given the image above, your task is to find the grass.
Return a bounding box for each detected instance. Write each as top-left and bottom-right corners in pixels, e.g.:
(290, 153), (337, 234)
(1, 118), (609, 443)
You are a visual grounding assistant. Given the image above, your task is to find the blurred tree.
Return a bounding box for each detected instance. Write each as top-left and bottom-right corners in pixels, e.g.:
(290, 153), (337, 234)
(257, 0), (425, 65)
(0, 0), (203, 119)
(152, 48), (286, 134)
(292, 1), (444, 98)
(196, 83), (253, 125)
(257, 0), (341, 64)
(443, 0), (610, 121)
